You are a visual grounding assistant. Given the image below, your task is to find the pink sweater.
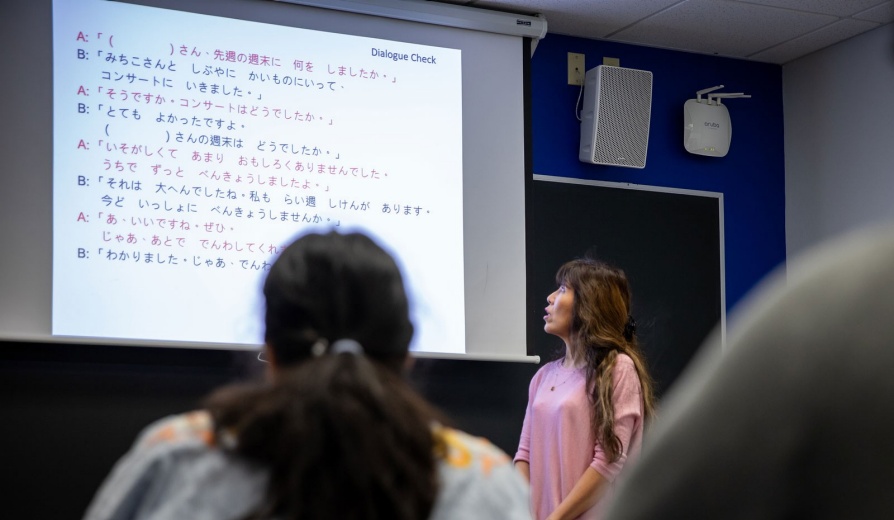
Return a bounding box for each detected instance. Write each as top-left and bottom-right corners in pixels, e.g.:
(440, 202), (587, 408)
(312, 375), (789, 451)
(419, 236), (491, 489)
(515, 354), (644, 520)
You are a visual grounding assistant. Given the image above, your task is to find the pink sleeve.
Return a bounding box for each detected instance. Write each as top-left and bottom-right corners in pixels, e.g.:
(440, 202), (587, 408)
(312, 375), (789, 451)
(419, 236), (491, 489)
(514, 364), (548, 463)
(590, 355), (644, 482)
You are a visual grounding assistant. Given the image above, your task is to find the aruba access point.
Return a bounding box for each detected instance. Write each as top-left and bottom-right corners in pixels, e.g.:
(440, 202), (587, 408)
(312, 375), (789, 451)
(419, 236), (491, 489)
(683, 85), (750, 158)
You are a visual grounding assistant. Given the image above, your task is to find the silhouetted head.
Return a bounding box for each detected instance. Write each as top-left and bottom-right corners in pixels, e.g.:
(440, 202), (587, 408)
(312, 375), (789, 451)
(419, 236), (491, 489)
(263, 231), (413, 372)
(209, 231), (439, 520)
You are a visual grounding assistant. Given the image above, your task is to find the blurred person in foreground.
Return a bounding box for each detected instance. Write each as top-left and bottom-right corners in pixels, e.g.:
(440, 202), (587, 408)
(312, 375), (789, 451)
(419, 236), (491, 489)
(603, 224), (894, 519)
(84, 230), (530, 520)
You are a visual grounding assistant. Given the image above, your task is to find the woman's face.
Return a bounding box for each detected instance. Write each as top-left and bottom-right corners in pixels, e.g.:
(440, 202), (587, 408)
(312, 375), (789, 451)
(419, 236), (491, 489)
(544, 283), (574, 343)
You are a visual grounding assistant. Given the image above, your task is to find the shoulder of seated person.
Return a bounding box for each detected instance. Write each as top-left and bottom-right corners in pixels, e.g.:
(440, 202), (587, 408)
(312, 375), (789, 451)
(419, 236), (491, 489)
(434, 425), (511, 468)
(137, 410), (215, 448)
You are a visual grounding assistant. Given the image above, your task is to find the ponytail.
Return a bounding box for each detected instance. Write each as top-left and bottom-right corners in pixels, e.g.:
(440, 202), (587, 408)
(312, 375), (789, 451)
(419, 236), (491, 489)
(206, 351), (441, 520)
(227, 231), (443, 519)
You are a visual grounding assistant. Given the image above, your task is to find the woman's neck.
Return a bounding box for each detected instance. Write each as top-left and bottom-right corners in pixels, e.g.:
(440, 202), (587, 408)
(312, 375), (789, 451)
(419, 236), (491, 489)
(563, 344), (585, 369)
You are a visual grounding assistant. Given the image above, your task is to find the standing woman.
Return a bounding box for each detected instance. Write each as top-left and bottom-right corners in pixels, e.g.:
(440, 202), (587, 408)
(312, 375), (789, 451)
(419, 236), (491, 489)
(83, 231), (530, 520)
(515, 258), (655, 520)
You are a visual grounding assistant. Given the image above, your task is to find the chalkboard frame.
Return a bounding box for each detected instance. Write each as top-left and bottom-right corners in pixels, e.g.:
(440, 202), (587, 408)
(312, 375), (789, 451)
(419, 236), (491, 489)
(528, 175), (725, 395)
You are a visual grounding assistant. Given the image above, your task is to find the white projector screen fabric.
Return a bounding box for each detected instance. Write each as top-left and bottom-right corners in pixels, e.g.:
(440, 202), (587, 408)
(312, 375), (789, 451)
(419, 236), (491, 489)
(0, 0), (535, 362)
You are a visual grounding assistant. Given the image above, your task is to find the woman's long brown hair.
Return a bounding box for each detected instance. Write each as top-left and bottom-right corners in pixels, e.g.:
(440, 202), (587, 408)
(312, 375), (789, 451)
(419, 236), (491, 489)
(557, 258), (656, 462)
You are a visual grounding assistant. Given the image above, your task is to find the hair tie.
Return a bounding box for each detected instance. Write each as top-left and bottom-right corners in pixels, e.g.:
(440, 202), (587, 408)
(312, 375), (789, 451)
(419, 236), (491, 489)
(310, 338), (364, 356)
(310, 338), (328, 357)
(623, 315), (637, 340)
(330, 339), (364, 355)
(217, 429), (239, 450)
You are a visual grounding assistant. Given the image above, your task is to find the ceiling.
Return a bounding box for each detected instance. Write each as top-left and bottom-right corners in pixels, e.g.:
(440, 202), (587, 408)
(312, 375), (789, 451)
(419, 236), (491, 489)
(430, 0), (893, 64)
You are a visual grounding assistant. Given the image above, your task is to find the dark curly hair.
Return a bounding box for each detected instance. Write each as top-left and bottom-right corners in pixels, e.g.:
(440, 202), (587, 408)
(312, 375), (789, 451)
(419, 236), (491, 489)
(206, 231), (442, 520)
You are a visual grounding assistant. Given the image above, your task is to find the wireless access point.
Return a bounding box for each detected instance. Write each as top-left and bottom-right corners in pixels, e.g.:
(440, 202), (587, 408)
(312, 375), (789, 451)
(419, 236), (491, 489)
(683, 85), (750, 158)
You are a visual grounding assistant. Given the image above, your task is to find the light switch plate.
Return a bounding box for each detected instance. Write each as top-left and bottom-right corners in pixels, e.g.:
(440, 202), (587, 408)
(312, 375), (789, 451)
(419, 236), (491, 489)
(568, 52), (585, 85)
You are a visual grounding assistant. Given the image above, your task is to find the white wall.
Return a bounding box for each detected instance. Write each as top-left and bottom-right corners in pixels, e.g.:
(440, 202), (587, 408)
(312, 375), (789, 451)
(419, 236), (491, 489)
(784, 24), (894, 258)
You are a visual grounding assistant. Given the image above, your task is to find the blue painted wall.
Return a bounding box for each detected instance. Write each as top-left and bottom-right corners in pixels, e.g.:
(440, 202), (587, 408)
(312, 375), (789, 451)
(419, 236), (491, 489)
(530, 34), (786, 311)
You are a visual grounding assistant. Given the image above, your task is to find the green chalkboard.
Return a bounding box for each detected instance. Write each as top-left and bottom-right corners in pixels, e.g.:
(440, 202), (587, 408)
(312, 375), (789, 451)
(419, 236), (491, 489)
(528, 175), (724, 395)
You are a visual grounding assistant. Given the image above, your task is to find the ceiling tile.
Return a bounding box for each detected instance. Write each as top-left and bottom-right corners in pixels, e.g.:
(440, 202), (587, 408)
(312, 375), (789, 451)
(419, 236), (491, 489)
(734, 0), (890, 17)
(853, 1), (894, 23)
(427, 0), (888, 63)
(611, 0), (837, 58)
(750, 17), (882, 63)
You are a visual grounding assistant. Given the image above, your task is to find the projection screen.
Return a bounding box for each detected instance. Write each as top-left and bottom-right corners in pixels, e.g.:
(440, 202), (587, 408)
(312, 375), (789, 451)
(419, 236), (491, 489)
(0, 0), (541, 361)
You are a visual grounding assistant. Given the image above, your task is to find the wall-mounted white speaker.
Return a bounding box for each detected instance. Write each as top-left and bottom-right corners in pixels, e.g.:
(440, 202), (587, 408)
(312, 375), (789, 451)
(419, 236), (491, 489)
(578, 65), (653, 169)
